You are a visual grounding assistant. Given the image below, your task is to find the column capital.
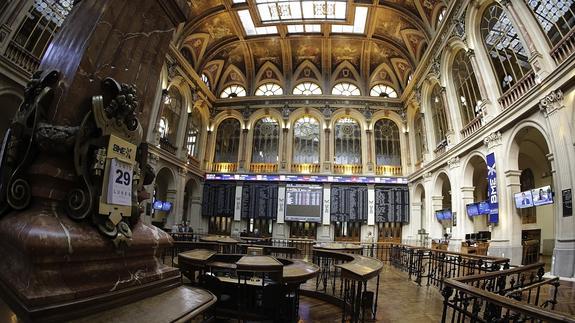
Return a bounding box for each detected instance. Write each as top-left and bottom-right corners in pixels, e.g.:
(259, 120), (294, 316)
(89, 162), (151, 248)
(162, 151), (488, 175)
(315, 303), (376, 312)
(504, 169), (522, 177)
(539, 89), (564, 117)
(461, 186), (476, 193)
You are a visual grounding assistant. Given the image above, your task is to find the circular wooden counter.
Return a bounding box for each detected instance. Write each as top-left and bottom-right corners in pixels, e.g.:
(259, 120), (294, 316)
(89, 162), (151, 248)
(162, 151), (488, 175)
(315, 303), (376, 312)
(313, 242), (364, 254)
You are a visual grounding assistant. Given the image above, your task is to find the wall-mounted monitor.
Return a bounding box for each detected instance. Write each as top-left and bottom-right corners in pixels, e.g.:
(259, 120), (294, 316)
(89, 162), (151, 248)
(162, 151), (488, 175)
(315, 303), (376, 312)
(152, 200), (164, 210)
(514, 191), (534, 209)
(161, 201), (173, 212)
(531, 185), (553, 206)
(285, 184), (322, 222)
(478, 201), (490, 215)
(435, 210), (444, 221)
(466, 203), (479, 217)
(442, 209), (452, 220)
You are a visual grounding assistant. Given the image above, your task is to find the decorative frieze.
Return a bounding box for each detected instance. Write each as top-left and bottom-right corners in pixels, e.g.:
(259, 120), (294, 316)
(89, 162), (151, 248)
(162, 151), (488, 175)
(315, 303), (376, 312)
(447, 156), (460, 169)
(539, 90), (564, 117)
(483, 131), (502, 149)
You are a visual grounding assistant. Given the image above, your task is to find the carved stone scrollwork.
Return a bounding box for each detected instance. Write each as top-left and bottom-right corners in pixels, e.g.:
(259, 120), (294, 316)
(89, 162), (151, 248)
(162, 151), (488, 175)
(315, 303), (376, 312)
(0, 70), (61, 215)
(68, 78), (149, 244)
(539, 89), (564, 117)
(483, 131), (502, 149)
(448, 156), (460, 169)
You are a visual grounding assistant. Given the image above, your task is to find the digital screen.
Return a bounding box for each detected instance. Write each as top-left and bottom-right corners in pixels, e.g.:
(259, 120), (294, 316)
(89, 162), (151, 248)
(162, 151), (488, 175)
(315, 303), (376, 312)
(161, 201), (172, 211)
(514, 191), (534, 209)
(152, 200), (164, 210)
(532, 185), (553, 206)
(206, 173), (408, 184)
(466, 203), (479, 217)
(443, 209), (452, 220)
(435, 210), (444, 220)
(478, 201), (490, 215)
(285, 184), (322, 222)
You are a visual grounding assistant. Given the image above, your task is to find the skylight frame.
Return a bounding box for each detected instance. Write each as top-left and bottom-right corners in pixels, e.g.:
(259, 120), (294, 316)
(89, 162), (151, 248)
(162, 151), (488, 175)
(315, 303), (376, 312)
(331, 6), (367, 34)
(238, 9), (279, 36)
(250, 0), (350, 25)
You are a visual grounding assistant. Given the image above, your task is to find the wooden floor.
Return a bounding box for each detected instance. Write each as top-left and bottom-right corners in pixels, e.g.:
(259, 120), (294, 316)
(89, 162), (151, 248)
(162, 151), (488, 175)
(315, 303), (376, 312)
(298, 265), (445, 322)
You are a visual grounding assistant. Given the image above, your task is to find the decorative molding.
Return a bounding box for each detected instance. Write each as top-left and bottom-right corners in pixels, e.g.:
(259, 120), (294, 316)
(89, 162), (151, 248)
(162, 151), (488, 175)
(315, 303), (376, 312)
(539, 89), (564, 117)
(483, 131), (502, 149)
(447, 156), (460, 169)
(423, 171), (433, 180)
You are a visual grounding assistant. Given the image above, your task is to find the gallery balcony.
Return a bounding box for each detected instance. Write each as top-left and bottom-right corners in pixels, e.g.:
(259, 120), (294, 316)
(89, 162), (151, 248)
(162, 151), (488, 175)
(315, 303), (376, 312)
(375, 165), (402, 176)
(249, 163), (278, 173)
(333, 164), (363, 175)
(291, 163), (320, 174)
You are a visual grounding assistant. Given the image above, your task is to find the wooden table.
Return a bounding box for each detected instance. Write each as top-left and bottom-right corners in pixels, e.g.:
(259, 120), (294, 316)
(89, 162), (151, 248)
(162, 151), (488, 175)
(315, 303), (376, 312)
(70, 286), (216, 323)
(313, 242), (364, 254)
(199, 235), (239, 253)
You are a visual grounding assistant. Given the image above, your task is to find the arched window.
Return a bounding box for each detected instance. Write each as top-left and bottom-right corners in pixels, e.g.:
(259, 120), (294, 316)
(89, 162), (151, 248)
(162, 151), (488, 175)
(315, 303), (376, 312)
(251, 117), (280, 164)
(292, 116), (320, 164)
(370, 84), (398, 98)
(160, 87), (183, 144)
(255, 83), (283, 96)
(430, 85), (449, 145)
(334, 117), (361, 164)
(293, 82), (322, 95)
(414, 113), (425, 163)
(332, 82), (361, 96)
(201, 74), (210, 89)
(220, 84), (247, 98)
(452, 50), (482, 126)
(13, 0), (73, 59)
(186, 108), (202, 158)
(214, 119), (241, 163)
(374, 119), (401, 166)
(481, 3), (532, 92)
(526, 0), (575, 47)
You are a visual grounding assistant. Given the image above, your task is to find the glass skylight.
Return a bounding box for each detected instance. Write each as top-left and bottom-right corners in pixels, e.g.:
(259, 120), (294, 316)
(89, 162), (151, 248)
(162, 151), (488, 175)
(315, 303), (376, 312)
(331, 6), (367, 34)
(238, 10), (278, 35)
(255, 0), (348, 24)
(287, 24), (321, 33)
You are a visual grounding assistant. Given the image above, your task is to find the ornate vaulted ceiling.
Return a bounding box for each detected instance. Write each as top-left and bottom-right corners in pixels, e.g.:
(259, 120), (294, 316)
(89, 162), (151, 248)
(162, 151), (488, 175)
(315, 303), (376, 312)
(178, 0), (446, 98)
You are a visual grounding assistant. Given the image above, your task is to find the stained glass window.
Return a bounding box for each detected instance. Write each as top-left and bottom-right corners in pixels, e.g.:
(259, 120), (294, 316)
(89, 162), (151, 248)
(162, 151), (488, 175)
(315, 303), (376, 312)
(251, 117), (280, 163)
(220, 85), (247, 98)
(452, 50), (482, 125)
(370, 84), (398, 98)
(214, 119), (241, 163)
(334, 117), (361, 164)
(374, 119), (401, 166)
(332, 82), (361, 96)
(292, 116), (320, 164)
(255, 83), (284, 96)
(293, 82), (322, 95)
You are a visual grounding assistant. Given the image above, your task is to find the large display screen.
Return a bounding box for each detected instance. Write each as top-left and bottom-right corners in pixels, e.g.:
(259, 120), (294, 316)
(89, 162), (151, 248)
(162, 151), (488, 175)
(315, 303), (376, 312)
(532, 185), (553, 206)
(514, 191), (534, 209)
(285, 184), (323, 222)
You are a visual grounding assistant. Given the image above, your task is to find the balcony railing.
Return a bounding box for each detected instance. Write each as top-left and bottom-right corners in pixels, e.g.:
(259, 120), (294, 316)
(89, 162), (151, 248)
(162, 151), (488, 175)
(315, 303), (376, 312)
(460, 114), (482, 139)
(550, 28), (575, 65)
(434, 140), (448, 156)
(498, 70), (537, 110)
(249, 163), (278, 173)
(3, 41), (39, 76)
(211, 162), (238, 173)
(291, 163), (320, 174)
(159, 137), (177, 155)
(375, 165), (402, 176)
(333, 164), (362, 175)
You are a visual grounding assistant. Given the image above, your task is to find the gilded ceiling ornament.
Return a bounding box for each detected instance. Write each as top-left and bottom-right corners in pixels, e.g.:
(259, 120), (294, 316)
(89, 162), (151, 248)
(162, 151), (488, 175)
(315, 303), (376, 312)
(206, 18), (232, 40)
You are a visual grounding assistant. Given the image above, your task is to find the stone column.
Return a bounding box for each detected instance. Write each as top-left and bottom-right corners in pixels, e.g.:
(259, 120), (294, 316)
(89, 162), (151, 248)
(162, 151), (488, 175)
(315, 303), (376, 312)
(203, 130), (213, 171)
(0, 0), (188, 320)
(239, 127), (249, 171)
(366, 129), (374, 173)
(539, 90), (575, 278)
(281, 127), (289, 170)
(466, 49), (497, 120)
(323, 127), (331, 173)
(440, 86), (457, 147)
(460, 186), (476, 242)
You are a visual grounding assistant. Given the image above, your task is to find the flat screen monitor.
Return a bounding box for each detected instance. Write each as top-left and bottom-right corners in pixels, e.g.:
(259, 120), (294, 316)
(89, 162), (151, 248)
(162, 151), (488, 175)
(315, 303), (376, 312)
(514, 191), (534, 209)
(478, 201), (490, 215)
(435, 210), (444, 220)
(284, 184), (322, 222)
(466, 203), (479, 217)
(442, 209), (452, 220)
(152, 200), (164, 210)
(161, 201), (172, 212)
(531, 185), (553, 206)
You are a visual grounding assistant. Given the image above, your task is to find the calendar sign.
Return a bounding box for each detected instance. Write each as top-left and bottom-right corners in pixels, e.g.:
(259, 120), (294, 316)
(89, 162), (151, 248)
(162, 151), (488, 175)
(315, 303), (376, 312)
(99, 134), (137, 223)
(107, 158), (133, 206)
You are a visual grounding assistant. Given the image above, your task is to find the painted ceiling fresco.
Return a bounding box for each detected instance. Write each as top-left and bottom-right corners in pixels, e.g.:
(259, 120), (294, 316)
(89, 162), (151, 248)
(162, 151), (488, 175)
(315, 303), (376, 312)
(179, 0), (446, 96)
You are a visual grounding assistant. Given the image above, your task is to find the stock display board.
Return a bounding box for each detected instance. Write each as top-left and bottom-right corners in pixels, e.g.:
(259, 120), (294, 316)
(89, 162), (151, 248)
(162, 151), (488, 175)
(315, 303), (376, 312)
(202, 181), (236, 217)
(330, 185), (368, 222)
(285, 184), (323, 222)
(241, 182), (278, 219)
(374, 185), (410, 223)
(206, 173), (408, 184)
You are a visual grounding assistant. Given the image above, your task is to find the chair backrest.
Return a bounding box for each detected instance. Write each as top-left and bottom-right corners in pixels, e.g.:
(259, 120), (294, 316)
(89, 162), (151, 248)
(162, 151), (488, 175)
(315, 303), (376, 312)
(247, 247), (264, 256)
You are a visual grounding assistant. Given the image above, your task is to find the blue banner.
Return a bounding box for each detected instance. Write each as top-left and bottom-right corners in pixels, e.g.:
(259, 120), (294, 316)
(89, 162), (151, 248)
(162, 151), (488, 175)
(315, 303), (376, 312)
(486, 152), (499, 223)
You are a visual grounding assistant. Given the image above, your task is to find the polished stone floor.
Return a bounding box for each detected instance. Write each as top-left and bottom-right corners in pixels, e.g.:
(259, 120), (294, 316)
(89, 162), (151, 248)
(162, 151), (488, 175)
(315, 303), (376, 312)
(298, 265), (445, 322)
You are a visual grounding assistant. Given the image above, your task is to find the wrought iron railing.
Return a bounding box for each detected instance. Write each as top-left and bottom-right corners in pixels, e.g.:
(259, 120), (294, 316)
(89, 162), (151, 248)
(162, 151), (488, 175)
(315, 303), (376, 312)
(159, 137), (177, 154)
(333, 164), (363, 175)
(291, 163), (320, 174)
(3, 41), (39, 76)
(441, 263), (569, 322)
